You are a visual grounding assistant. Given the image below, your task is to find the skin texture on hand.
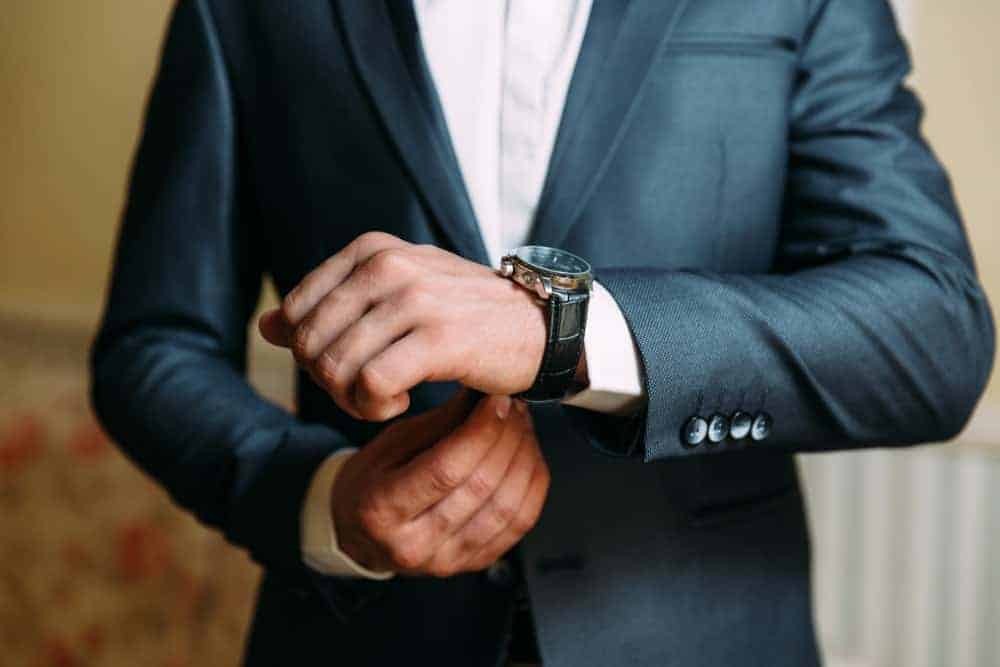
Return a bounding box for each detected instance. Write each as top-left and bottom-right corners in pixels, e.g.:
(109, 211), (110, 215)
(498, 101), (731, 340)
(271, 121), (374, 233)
(328, 390), (550, 576)
(259, 232), (548, 422)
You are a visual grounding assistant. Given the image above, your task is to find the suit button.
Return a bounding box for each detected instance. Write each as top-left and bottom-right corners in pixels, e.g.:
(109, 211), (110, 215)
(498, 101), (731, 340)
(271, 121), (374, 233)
(729, 411), (752, 439)
(751, 413), (772, 441)
(486, 558), (515, 589)
(707, 414), (729, 444)
(682, 416), (708, 447)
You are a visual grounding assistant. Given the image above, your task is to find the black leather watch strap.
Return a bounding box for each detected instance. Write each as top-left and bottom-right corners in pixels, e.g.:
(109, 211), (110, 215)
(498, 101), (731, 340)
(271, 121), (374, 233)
(518, 290), (590, 403)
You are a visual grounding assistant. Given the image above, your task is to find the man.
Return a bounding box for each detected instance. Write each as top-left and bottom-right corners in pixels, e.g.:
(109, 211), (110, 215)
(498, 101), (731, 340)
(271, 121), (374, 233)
(91, 0), (994, 665)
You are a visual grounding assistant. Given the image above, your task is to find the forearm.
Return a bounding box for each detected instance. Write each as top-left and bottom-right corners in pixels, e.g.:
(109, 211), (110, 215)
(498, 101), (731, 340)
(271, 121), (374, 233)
(89, 0), (357, 574)
(90, 325), (353, 573)
(562, 281), (646, 416)
(596, 251), (992, 462)
(301, 448), (394, 579)
(566, 0), (994, 462)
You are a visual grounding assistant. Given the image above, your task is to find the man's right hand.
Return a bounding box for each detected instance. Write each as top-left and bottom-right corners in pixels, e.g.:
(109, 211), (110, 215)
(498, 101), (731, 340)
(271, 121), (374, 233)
(330, 391), (550, 577)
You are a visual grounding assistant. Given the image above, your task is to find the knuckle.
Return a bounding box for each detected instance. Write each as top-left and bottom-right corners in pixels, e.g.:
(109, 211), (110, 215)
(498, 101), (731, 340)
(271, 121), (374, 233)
(489, 496), (519, 527)
(463, 471), (496, 502)
(291, 324), (315, 361)
(310, 291), (342, 325)
(368, 252), (392, 276)
(400, 280), (434, 308)
(370, 248), (408, 277)
(355, 231), (379, 248)
(357, 230), (393, 249)
(315, 352), (345, 392)
(358, 364), (391, 400)
(427, 506), (455, 535)
(281, 291), (300, 321)
(427, 457), (465, 495)
(356, 490), (391, 537)
(358, 400), (401, 423)
(388, 541), (426, 571)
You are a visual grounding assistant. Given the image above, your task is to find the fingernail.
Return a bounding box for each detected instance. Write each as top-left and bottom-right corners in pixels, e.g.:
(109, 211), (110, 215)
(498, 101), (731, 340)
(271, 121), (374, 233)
(495, 395), (512, 420)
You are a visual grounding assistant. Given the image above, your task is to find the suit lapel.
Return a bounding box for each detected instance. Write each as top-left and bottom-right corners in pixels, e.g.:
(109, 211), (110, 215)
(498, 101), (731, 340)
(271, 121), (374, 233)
(332, 0), (490, 265)
(530, 0), (693, 249)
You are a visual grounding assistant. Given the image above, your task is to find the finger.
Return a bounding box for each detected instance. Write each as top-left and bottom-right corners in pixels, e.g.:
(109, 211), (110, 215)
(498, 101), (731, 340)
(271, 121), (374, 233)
(351, 390), (481, 573)
(463, 453), (549, 571)
(258, 308), (293, 347)
(354, 328), (462, 414)
(283, 232), (409, 325)
(422, 420), (536, 573)
(378, 394), (513, 520)
(382, 410), (525, 577)
(410, 404), (528, 558)
(364, 388), (478, 468)
(311, 298), (420, 419)
(290, 269), (382, 362)
(293, 289), (369, 364)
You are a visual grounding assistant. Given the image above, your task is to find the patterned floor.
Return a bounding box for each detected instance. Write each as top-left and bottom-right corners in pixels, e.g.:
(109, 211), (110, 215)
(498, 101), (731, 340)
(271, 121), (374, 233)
(0, 318), (266, 666)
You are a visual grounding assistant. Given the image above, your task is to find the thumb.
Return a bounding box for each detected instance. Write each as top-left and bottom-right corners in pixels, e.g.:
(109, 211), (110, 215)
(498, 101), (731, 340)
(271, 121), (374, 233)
(430, 387), (482, 426)
(258, 308), (293, 347)
(371, 388), (480, 466)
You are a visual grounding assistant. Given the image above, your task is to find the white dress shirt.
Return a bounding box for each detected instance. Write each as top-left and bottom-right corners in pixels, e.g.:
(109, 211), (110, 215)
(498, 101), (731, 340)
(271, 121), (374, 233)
(301, 0), (645, 578)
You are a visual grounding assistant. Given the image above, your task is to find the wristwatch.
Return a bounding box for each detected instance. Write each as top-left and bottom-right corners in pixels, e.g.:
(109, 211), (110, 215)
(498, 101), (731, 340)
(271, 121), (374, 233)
(499, 245), (593, 403)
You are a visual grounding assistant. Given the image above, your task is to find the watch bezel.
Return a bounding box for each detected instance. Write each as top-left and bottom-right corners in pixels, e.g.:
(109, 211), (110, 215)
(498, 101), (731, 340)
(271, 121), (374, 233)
(499, 246), (593, 299)
(513, 245), (591, 278)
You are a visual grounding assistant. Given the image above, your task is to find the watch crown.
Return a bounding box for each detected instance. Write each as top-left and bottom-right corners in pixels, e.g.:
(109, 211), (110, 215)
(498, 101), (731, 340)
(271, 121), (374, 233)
(536, 275), (553, 299)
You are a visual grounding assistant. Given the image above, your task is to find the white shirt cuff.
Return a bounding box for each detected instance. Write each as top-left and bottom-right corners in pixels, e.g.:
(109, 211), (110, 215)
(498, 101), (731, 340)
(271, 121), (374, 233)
(300, 448), (395, 579)
(562, 281), (646, 415)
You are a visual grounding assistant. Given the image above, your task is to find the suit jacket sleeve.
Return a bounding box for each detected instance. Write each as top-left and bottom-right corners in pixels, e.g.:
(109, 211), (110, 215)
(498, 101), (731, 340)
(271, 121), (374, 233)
(566, 0), (994, 462)
(89, 0), (353, 575)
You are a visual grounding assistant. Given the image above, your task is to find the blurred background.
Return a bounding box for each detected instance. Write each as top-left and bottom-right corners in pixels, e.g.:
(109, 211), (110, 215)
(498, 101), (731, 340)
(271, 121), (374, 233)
(1, 1), (997, 666)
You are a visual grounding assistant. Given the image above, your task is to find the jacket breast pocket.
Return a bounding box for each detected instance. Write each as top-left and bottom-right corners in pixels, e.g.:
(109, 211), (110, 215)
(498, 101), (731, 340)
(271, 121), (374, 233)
(646, 31), (798, 139)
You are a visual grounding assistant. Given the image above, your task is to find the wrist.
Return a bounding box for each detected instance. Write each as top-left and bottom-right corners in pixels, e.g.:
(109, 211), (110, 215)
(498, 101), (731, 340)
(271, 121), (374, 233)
(509, 283), (548, 392)
(574, 348), (589, 387)
(498, 246), (593, 402)
(301, 448), (393, 579)
(327, 453), (394, 578)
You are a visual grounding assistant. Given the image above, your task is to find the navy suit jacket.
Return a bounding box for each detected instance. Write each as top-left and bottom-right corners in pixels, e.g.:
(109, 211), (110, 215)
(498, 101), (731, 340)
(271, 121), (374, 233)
(91, 0), (994, 665)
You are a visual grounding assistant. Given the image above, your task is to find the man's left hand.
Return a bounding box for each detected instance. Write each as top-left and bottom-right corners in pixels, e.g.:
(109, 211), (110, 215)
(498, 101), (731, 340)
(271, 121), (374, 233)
(259, 232), (548, 421)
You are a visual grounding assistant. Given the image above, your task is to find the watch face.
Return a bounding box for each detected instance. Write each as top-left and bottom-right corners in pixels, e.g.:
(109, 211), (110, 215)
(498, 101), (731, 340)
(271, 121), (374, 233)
(514, 246), (590, 276)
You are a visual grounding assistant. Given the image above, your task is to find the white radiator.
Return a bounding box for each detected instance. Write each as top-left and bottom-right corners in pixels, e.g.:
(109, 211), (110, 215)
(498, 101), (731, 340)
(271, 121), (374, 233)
(799, 410), (1000, 667)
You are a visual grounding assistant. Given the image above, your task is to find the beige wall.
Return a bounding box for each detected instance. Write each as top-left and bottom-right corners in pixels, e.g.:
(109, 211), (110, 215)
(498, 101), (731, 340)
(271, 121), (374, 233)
(914, 1), (1000, 406)
(0, 1), (172, 323)
(1, 1), (997, 402)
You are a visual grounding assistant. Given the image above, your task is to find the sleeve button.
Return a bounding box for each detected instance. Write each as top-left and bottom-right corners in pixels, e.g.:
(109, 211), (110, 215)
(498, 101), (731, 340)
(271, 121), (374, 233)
(682, 416), (708, 447)
(729, 411), (752, 440)
(751, 413), (772, 441)
(707, 414), (729, 444)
